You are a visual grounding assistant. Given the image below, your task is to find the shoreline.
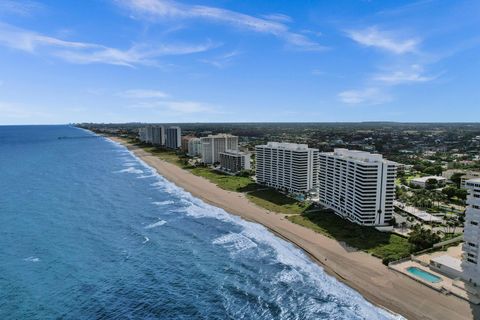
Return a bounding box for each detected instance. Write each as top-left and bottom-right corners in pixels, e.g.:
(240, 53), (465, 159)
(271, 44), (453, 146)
(109, 136), (477, 320)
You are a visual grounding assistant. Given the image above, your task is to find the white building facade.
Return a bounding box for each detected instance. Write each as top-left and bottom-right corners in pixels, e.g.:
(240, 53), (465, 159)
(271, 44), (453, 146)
(255, 142), (319, 194)
(219, 150), (251, 174)
(463, 179), (480, 286)
(200, 134), (238, 164)
(165, 126), (181, 149)
(187, 138), (202, 157)
(318, 149), (396, 226)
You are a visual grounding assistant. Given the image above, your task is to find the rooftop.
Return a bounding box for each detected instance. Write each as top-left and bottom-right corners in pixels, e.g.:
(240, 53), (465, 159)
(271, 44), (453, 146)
(412, 176), (447, 183)
(259, 142), (315, 151)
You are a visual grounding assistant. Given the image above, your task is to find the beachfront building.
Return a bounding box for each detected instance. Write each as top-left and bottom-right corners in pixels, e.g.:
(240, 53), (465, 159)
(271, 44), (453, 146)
(411, 176), (447, 188)
(219, 149), (251, 174)
(200, 134), (238, 164)
(318, 149), (396, 226)
(138, 127), (147, 142)
(151, 126), (165, 146)
(255, 142), (319, 195)
(181, 135), (196, 152)
(462, 178), (480, 286)
(166, 126), (181, 149)
(188, 138), (202, 157)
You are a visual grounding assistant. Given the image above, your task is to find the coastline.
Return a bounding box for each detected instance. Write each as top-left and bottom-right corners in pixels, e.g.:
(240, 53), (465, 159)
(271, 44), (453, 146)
(109, 136), (477, 320)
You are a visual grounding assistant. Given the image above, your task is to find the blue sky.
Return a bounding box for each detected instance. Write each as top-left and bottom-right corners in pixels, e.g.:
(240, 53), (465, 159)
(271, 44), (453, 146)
(0, 0), (479, 124)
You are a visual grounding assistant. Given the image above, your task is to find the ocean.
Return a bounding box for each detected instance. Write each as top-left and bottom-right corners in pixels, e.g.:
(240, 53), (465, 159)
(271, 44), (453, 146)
(0, 125), (401, 319)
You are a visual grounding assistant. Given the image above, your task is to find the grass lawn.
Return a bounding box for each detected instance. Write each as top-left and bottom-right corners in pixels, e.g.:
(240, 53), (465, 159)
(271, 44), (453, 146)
(246, 189), (311, 215)
(189, 167), (259, 192)
(288, 210), (412, 263)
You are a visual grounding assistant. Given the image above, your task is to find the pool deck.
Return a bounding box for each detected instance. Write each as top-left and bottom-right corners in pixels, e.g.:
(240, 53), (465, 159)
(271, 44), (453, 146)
(390, 260), (480, 304)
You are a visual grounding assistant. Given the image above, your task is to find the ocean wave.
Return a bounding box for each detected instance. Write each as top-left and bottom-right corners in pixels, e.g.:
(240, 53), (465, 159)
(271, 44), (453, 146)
(142, 236), (150, 244)
(152, 200), (174, 206)
(115, 167), (144, 174)
(144, 220), (167, 229)
(212, 232), (258, 254)
(23, 256), (40, 263)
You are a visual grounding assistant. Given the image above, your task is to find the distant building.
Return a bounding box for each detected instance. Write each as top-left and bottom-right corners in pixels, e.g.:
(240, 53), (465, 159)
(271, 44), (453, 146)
(463, 179), (480, 286)
(200, 134), (238, 164)
(181, 135), (195, 152)
(411, 176), (447, 188)
(165, 126), (181, 149)
(256, 142), (319, 194)
(461, 171), (480, 189)
(145, 126), (154, 143)
(219, 149), (251, 174)
(138, 127), (146, 142)
(318, 149), (396, 226)
(152, 126), (165, 146)
(187, 138), (202, 157)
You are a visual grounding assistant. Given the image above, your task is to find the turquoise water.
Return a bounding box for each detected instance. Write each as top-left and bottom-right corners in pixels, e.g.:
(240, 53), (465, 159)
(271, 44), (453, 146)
(0, 125), (402, 319)
(406, 267), (442, 283)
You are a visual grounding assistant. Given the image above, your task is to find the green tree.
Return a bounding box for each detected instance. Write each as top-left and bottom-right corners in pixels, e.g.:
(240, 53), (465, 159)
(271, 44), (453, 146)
(425, 178), (438, 190)
(408, 226), (441, 251)
(442, 186), (458, 199)
(450, 172), (465, 188)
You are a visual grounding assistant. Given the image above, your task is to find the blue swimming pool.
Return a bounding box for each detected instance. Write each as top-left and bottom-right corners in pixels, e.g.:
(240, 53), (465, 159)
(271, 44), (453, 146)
(407, 267), (442, 283)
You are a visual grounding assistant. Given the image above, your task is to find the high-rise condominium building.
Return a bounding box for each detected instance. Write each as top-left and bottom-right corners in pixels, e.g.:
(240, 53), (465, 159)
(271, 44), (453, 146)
(165, 126), (181, 149)
(145, 126), (154, 143)
(187, 138), (202, 157)
(255, 142), (319, 194)
(151, 126), (165, 146)
(200, 134), (238, 164)
(138, 127), (146, 142)
(219, 150), (251, 174)
(318, 149), (396, 226)
(463, 179), (480, 286)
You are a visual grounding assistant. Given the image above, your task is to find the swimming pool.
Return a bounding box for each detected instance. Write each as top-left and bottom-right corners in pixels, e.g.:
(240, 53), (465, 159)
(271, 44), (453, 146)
(406, 267), (442, 283)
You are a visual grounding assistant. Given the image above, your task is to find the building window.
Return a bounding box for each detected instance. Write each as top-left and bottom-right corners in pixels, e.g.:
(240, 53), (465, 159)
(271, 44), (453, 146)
(472, 221), (479, 226)
(468, 242), (477, 247)
(467, 258), (477, 264)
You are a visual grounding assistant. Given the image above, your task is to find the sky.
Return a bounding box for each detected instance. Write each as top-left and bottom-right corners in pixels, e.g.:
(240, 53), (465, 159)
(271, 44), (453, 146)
(0, 0), (479, 124)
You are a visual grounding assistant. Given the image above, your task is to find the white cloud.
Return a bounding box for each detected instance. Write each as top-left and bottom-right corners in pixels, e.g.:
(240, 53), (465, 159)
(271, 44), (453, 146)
(0, 0), (44, 16)
(120, 89), (169, 98)
(0, 22), (216, 66)
(346, 26), (419, 54)
(200, 50), (241, 68)
(338, 87), (391, 105)
(373, 64), (436, 84)
(121, 87), (217, 114)
(0, 101), (51, 121)
(116, 0), (326, 51)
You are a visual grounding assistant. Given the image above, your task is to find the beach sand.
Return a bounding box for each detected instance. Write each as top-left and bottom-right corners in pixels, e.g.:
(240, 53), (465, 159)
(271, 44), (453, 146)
(111, 137), (479, 320)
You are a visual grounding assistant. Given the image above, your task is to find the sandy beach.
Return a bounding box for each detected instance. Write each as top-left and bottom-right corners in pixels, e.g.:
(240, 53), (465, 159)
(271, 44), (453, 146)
(111, 137), (478, 320)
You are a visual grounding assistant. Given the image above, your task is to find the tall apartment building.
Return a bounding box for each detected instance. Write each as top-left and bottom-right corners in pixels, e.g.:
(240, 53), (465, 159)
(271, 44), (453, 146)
(187, 138), (202, 157)
(255, 142), (319, 194)
(463, 179), (480, 286)
(151, 126), (165, 146)
(318, 149), (396, 226)
(219, 150), (251, 174)
(165, 126), (181, 149)
(138, 127), (147, 142)
(145, 126), (154, 143)
(200, 134), (238, 164)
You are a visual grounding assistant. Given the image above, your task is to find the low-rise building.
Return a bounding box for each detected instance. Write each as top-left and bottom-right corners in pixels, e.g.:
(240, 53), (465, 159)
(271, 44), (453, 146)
(411, 176), (447, 188)
(219, 149), (251, 174)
